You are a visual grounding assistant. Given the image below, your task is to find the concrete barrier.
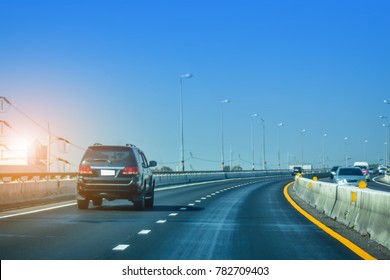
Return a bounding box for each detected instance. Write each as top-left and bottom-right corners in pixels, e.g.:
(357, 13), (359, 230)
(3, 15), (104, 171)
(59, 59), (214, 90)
(293, 177), (337, 216)
(0, 179), (77, 205)
(294, 177), (390, 249)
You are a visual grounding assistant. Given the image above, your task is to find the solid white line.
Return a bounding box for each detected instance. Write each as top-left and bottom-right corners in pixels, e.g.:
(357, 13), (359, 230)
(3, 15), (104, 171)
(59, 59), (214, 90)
(0, 202), (77, 219)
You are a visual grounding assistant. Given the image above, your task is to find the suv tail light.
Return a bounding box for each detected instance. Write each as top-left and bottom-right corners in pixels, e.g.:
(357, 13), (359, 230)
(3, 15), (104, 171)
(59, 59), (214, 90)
(79, 165), (93, 175)
(123, 166), (139, 175)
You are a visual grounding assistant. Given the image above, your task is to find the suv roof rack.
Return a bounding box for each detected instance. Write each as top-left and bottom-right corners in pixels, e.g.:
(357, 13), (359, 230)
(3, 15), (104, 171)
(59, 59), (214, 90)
(126, 143), (136, 147)
(93, 143), (102, 146)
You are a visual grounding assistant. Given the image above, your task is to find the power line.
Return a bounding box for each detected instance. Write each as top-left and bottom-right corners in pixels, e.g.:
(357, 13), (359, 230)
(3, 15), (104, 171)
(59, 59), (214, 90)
(0, 96), (85, 151)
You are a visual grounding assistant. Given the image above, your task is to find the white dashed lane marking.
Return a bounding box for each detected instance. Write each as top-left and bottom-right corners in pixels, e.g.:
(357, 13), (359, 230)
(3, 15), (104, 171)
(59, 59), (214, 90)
(113, 244), (130, 251)
(138, 230), (151, 235)
(156, 220), (167, 224)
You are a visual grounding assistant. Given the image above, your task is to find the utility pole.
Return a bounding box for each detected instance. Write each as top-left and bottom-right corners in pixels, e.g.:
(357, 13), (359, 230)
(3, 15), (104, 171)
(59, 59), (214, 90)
(47, 123), (51, 172)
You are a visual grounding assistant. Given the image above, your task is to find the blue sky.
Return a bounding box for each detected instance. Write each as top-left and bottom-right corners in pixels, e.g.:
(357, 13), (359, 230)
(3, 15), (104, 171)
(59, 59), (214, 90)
(1, 0), (390, 171)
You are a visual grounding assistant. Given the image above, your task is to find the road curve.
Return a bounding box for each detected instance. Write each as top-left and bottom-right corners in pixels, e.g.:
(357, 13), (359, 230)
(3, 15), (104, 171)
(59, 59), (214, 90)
(0, 178), (362, 260)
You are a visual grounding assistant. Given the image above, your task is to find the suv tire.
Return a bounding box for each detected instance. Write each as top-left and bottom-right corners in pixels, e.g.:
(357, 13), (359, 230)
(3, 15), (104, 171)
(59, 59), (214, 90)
(77, 199), (90, 209)
(92, 197), (103, 207)
(145, 180), (155, 208)
(133, 186), (146, 210)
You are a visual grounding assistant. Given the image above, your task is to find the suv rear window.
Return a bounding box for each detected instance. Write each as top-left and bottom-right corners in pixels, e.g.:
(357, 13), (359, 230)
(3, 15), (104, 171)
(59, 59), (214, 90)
(338, 168), (363, 176)
(81, 146), (136, 166)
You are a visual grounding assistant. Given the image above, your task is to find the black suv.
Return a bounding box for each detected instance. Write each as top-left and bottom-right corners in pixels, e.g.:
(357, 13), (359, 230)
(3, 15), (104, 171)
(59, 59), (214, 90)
(76, 144), (157, 210)
(291, 166), (303, 176)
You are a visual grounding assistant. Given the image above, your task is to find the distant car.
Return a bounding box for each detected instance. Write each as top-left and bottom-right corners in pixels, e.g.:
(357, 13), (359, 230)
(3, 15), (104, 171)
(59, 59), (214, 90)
(353, 162), (370, 181)
(330, 166), (340, 179)
(291, 166), (303, 176)
(333, 167), (366, 186)
(76, 143), (157, 210)
(378, 167), (387, 175)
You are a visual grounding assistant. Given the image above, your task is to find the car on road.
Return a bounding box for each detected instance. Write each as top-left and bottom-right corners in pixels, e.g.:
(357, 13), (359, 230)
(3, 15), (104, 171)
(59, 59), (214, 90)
(333, 166), (366, 186)
(330, 166), (340, 179)
(76, 143), (157, 210)
(353, 162), (370, 181)
(291, 166), (303, 176)
(378, 166), (387, 175)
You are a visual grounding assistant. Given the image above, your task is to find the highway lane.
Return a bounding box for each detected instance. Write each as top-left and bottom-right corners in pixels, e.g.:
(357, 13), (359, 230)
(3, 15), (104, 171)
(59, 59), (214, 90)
(0, 177), (361, 260)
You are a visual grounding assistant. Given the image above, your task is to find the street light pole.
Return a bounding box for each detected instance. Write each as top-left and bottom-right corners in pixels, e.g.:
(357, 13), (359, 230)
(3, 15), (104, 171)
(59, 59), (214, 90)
(383, 124), (389, 167)
(344, 137), (348, 166)
(261, 118), (266, 170)
(221, 99), (230, 170)
(251, 113), (259, 170)
(277, 122), (283, 170)
(363, 139), (368, 161)
(380, 113), (389, 167)
(322, 133), (327, 169)
(300, 129), (306, 167)
(179, 73), (193, 172)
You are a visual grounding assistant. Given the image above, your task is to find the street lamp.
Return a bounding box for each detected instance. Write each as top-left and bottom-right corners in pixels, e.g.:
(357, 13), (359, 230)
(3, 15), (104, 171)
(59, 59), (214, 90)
(221, 99), (230, 170)
(300, 129), (306, 167)
(380, 116), (389, 167)
(344, 137), (349, 166)
(277, 122), (283, 170)
(251, 113), (259, 170)
(261, 118), (266, 170)
(383, 123), (389, 167)
(322, 133), (327, 169)
(363, 139), (368, 161)
(179, 73), (193, 171)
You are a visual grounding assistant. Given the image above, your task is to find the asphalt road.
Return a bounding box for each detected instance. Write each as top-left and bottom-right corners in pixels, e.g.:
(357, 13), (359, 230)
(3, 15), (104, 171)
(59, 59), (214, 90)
(0, 177), (365, 260)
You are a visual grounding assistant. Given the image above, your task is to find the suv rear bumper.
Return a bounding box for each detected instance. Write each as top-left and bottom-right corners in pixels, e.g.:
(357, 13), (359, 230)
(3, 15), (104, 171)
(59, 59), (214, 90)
(77, 176), (144, 201)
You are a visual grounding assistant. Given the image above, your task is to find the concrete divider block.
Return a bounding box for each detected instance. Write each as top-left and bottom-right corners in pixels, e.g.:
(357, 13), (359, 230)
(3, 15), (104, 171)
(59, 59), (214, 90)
(294, 178), (337, 216)
(354, 189), (390, 248)
(294, 177), (390, 250)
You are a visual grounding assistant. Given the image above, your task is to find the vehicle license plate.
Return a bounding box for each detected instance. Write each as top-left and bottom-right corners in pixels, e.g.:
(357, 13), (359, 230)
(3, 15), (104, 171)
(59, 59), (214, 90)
(101, 169), (115, 176)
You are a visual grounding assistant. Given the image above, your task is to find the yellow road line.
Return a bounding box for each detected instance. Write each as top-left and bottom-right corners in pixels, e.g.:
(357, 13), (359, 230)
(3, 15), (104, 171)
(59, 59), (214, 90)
(284, 182), (376, 260)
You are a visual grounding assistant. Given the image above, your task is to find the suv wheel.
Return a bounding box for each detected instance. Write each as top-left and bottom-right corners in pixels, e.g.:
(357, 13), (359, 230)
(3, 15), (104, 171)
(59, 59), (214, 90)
(77, 199), (90, 209)
(145, 180), (155, 208)
(133, 185), (146, 210)
(134, 196), (145, 210)
(92, 197), (103, 207)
